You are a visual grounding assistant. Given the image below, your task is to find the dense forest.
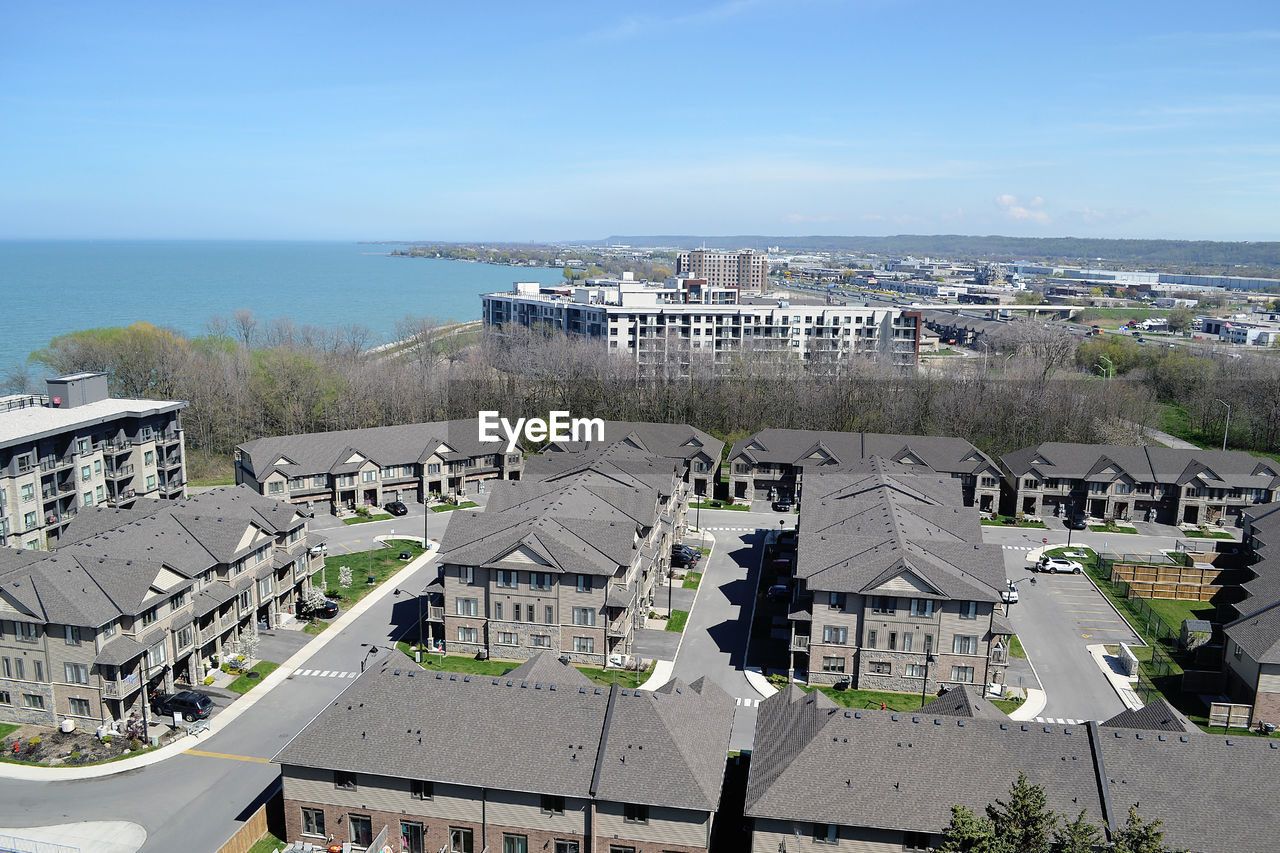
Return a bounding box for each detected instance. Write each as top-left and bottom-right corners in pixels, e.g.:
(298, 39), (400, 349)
(5, 313), (1277, 482)
(605, 234), (1280, 273)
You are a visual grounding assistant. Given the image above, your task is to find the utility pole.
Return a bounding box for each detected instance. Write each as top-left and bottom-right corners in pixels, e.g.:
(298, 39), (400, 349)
(1217, 399), (1231, 451)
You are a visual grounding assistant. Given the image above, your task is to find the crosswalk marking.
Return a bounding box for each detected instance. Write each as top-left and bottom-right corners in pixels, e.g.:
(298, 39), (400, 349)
(734, 696), (761, 707)
(705, 526), (759, 532)
(1033, 716), (1084, 725)
(292, 668), (356, 679)
(1001, 545), (1035, 551)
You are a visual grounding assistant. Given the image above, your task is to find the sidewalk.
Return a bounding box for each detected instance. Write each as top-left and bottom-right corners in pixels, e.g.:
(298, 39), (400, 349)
(0, 542), (439, 781)
(638, 532), (717, 692)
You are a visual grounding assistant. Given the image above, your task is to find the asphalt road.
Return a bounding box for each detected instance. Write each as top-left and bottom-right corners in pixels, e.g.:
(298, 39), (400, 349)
(0, 509), (461, 853)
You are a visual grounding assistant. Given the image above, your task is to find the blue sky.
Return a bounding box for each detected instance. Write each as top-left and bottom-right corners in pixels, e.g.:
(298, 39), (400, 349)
(2, 1), (1278, 241)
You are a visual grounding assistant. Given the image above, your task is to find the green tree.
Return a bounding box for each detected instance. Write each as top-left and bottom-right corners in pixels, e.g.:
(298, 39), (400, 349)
(1013, 291), (1041, 305)
(1164, 306), (1194, 333)
(1112, 806), (1169, 853)
(1052, 810), (1102, 853)
(937, 805), (1007, 853)
(986, 772), (1055, 853)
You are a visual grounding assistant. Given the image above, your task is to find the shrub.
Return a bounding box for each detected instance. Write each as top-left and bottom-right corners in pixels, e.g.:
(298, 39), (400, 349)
(27, 736), (42, 748)
(128, 737), (143, 752)
(203, 676), (215, 686)
(101, 736), (112, 746)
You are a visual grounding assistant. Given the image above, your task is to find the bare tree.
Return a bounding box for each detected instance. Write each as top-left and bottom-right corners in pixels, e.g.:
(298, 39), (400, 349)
(232, 308), (258, 350)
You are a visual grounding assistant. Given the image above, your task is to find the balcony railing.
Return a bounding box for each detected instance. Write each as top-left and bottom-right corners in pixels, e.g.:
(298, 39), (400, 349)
(105, 463), (134, 480)
(40, 455), (74, 473)
(606, 615), (630, 638)
(428, 605), (444, 621)
(790, 634), (811, 651)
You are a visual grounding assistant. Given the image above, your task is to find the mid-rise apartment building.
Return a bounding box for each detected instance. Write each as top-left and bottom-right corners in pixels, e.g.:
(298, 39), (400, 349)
(0, 372), (187, 550)
(727, 429), (1003, 510)
(786, 463), (1010, 692)
(1000, 443), (1279, 525)
(0, 486), (324, 726)
(235, 418), (525, 515)
(675, 248), (768, 293)
(275, 651), (734, 853)
(483, 279), (920, 372)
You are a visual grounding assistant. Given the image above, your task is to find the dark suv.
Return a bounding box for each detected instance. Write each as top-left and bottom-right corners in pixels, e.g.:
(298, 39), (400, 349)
(151, 690), (213, 722)
(672, 545), (700, 568)
(385, 501), (409, 516)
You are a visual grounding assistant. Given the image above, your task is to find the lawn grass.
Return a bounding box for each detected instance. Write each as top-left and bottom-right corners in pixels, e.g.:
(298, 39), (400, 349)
(666, 610), (689, 632)
(0, 723), (18, 740)
(1009, 635), (1027, 659)
(431, 501), (478, 512)
(302, 619), (331, 636)
(188, 477), (236, 488)
(395, 644), (652, 688)
(1142, 599), (1216, 635)
(804, 685), (930, 711)
(312, 539), (425, 608)
(682, 571), (703, 590)
(980, 515), (1047, 528)
(1184, 529), (1235, 539)
(1090, 522), (1140, 534)
(246, 832), (287, 853)
(991, 698), (1024, 714)
(227, 661), (280, 694)
(1044, 545), (1096, 559)
(690, 500), (748, 511)
(344, 512), (393, 525)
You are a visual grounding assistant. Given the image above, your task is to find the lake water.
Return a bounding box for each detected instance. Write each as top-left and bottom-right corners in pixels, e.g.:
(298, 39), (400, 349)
(0, 241), (564, 369)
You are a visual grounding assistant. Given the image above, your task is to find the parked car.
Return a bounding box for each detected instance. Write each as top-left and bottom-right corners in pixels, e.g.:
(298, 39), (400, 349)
(315, 599), (340, 618)
(384, 501), (408, 516)
(1064, 513), (1088, 530)
(766, 583), (791, 601)
(1037, 557), (1084, 574)
(771, 498), (795, 512)
(151, 690), (213, 722)
(771, 556), (794, 575)
(1001, 581), (1020, 604)
(777, 530), (798, 549)
(672, 544), (700, 563)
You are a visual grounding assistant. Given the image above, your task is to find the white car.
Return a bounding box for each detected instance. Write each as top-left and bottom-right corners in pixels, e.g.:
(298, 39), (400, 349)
(1001, 582), (1020, 604)
(1038, 557), (1083, 574)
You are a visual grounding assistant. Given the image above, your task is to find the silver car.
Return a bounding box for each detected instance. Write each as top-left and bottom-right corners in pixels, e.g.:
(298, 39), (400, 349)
(1038, 557), (1083, 574)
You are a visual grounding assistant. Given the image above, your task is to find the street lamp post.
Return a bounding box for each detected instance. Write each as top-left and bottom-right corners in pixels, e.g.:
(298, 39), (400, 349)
(1098, 354), (1113, 380)
(1217, 399), (1232, 451)
(360, 643), (381, 673)
(921, 653), (936, 708)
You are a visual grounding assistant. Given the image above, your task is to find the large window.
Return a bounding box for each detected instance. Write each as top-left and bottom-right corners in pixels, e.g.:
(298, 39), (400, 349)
(530, 572), (552, 590)
(575, 574), (590, 592)
(411, 779), (433, 800)
(813, 823), (838, 844)
(822, 656), (845, 673)
(571, 607), (596, 626)
(497, 570), (518, 588)
(959, 601), (977, 620)
(401, 822), (425, 853)
(869, 661), (891, 675)
(906, 663), (927, 678)
(349, 814), (372, 848)
(909, 598), (933, 618)
(497, 631), (518, 645)
(623, 803), (649, 824)
(301, 806), (325, 836)
(554, 843), (580, 853)
(953, 635), (979, 655)
(69, 697), (91, 716)
(334, 770), (357, 790)
(541, 794), (565, 815)
(457, 626), (478, 643)
(456, 598), (478, 617)
(502, 835), (528, 853)
(64, 663), (89, 684)
(22, 694), (44, 710)
(531, 634), (551, 648)
(951, 666), (975, 683)
(871, 596), (895, 614)
(822, 626), (847, 644)
(574, 637), (594, 654)
(65, 625), (81, 645)
(449, 827), (474, 853)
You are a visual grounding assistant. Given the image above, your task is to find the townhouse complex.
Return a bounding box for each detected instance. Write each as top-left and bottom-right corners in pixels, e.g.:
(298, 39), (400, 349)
(745, 687), (1279, 853)
(235, 418), (525, 515)
(787, 463), (1010, 693)
(726, 429), (1003, 510)
(1224, 502), (1280, 723)
(0, 372), (187, 550)
(1001, 442), (1280, 526)
(0, 486), (324, 727)
(275, 651), (735, 853)
(433, 423), (722, 668)
(482, 278), (921, 373)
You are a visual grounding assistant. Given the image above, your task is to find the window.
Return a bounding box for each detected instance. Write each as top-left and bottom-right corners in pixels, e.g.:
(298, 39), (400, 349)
(349, 814), (373, 848)
(267, 481), (283, 494)
(530, 572), (552, 590)
(141, 426), (152, 441)
(888, 632), (897, 651)
(20, 484), (34, 503)
(457, 626), (478, 643)
(531, 634), (551, 648)
(410, 779), (433, 800)
(96, 485), (104, 502)
(170, 590), (188, 611)
(458, 566), (474, 584)
(401, 821), (425, 853)
(576, 574), (590, 592)
(822, 626), (847, 644)
(23, 511), (36, 530)
(623, 803), (649, 824)
(1023, 478), (1038, 489)
(77, 438), (91, 454)
(909, 598), (934, 618)
(902, 632), (913, 652)
(525, 605), (536, 623)
(16, 622), (37, 643)
(497, 570), (518, 588)
(81, 465), (92, 480)
(0, 691), (9, 705)
(64, 663), (89, 684)
(828, 592), (845, 609)
(959, 601), (977, 620)
(572, 607), (596, 626)
(449, 827), (474, 853)
(822, 656), (845, 673)
(503, 835), (528, 853)
(903, 830), (930, 851)
(869, 661), (892, 675)
(33, 660), (43, 682)
(953, 635), (979, 655)
(495, 603), (503, 621)
(362, 470), (377, 483)
(176, 626), (193, 649)
(608, 847), (635, 853)
(334, 770), (357, 790)
(541, 794), (565, 815)
(456, 598), (478, 617)
(574, 637), (594, 654)
(65, 625), (81, 645)
(545, 605), (554, 624)
(69, 697), (91, 716)
(428, 463), (441, 475)
(814, 823), (838, 844)
(381, 467), (395, 478)
(906, 663), (927, 678)
(554, 843), (580, 853)
(140, 607), (157, 627)
(23, 693), (44, 710)
(146, 475), (156, 490)
(981, 476), (998, 488)
(871, 596), (896, 614)
(951, 666), (975, 683)
(83, 491), (94, 506)
(497, 631), (518, 645)
(866, 630), (877, 649)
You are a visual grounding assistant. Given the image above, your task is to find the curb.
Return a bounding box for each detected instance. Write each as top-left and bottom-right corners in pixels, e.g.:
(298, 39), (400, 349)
(637, 531), (719, 691)
(0, 543), (439, 781)
(1008, 688), (1047, 720)
(745, 668), (778, 698)
(1086, 644), (1145, 711)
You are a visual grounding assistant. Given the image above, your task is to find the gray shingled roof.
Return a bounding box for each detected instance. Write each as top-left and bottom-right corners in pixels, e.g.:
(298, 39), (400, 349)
(728, 429), (996, 477)
(505, 651), (593, 688)
(274, 650), (733, 812)
(544, 421), (723, 469)
(918, 684), (1008, 720)
(1002, 442), (1280, 491)
(1101, 698), (1190, 732)
(1224, 600), (1280, 662)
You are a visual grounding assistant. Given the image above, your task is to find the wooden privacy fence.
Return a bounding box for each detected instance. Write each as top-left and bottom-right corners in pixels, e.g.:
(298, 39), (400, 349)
(1209, 701), (1253, 730)
(1111, 563), (1226, 586)
(1123, 581), (1221, 601)
(218, 779), (284, 853)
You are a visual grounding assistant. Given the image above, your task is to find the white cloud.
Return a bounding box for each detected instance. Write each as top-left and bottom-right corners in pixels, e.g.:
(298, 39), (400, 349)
(995, 193), (1049, 224)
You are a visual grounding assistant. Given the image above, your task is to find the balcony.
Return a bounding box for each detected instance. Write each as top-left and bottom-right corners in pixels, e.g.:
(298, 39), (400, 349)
(606, 615), (630, 638)
(57, 478), (75, 493)
(428, 605), (444, 621)
(790, 634), (811, 652)
(156, 432), (181, 446)
(105, 463), (134, 480)
(39, 455), (74, 473)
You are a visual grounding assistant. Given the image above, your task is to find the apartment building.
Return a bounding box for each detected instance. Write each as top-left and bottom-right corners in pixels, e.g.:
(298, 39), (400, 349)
(275, 651), (734, 853)
(727, 429), (1002, 510)
(235, 418), (525, 515)
(0, 486), (323, 727)
(483, 280), (920, 372)
(675, 248), (768, 293)
(1000, 443), (1279, 525)
(786, 463), (1010, 692)
(745, 687), (1279, 853)
(0, 372), (187, 550)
